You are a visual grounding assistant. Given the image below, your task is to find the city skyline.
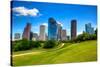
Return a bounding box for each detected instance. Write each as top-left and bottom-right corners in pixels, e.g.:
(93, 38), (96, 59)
(11, 1), (97, 40)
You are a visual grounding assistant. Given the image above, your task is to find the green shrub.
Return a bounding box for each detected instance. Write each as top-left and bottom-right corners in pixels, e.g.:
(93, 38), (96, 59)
(14, 39), (30, 51)
(76, 32), (97, 42)
(30, 41), (41, 48)
(13, 40), (41, 51)
(43, 40), (56, 48)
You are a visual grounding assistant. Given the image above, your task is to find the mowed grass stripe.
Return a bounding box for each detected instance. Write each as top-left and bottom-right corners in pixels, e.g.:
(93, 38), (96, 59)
(12, 40), (97, 66)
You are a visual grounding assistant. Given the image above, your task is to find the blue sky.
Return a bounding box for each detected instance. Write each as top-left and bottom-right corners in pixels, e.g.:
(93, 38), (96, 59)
(11, 1), (97, 40)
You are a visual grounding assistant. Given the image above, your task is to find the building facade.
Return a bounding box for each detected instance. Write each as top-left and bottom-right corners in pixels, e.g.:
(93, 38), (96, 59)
(32, 33), (38, 41)
(48, 17), (58, 40)
(71, 20), (77, 40)
(22, 23), (31, 40)
(14, 33), (20, 40)
(57, 23), (62, 41)
(85, 23), (94, 34)
(61, 29), (67, 41)
(39, 25), (46, 41)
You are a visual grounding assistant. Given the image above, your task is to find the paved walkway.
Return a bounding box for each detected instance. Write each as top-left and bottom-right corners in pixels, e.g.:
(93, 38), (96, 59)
(12, 52), (41, 57)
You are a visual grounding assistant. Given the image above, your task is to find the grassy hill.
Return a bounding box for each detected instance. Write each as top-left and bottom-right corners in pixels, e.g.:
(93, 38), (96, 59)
(12, 40), (97, 66)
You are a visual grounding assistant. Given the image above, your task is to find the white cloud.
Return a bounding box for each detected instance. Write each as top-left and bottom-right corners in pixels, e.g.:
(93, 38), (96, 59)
(57, 21), (63, 27)
(77, 31), (82, 35)
(12, 6), (41, 17)
(42, 23), (48, 27)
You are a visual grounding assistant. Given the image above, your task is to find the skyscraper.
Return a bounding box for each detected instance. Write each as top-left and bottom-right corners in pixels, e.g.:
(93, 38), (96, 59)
(48, 17), (58, 40)
(57, 22), (62, 41)
(30, 32), (33, 40)
(39, 25), (46, 41)
(22, 23), (31, 40)
(61, 29), (67, 41)
(32, 33), (38, 41)
(14, 33), (20, 40)
(71, 19), (77, 40)
(85, 23), (94, 34)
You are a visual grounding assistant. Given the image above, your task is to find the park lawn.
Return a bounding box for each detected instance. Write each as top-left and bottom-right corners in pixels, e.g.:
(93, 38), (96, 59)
(12, 40), (97, 66)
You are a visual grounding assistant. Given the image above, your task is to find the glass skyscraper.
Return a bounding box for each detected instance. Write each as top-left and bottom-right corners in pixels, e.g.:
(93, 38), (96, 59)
(48, 17), (58, 40)
(85, 23), (94, 34)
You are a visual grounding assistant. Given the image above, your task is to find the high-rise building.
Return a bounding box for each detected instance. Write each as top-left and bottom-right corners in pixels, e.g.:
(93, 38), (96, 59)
(61, 29), (67, 41)
(14, 33), (20, 40)
(22, 23), (31, 40)
(67, 36), (70, 40)
(71, 19), (77, 40)
(48, 17), (58, 40)
(57, 23), (62, 41)
(30, 32), (33, 40)
(32, 33), (38, 41)
(39, 25), (46, 41)
(85, 23), (94, 34)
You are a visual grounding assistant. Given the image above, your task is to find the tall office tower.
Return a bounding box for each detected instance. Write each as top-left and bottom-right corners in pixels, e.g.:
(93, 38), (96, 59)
(85, 23), (94, 34)
(39, 25), (46, 41)
(48, 17), (58, 40)
(71, 19), (77, 40)
(32, 33), (38, 41)
(22, 23), (31, 40)
(61, 29), (67, 41)
(30, 32), (33, 40)
(57, 22), (62, 41)
(91, 27), (95, 34)
(14, 33), (20, 40)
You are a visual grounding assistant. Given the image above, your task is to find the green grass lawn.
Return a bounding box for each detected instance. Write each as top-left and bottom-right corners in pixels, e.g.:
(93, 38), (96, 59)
(12, 40), (97, 66)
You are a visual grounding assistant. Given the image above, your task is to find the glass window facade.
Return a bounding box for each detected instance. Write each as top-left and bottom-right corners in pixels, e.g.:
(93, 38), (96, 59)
(48, 17), (58, 40)
(85, 23), (94, 34)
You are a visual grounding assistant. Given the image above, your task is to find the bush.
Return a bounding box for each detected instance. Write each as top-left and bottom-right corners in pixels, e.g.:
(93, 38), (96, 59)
(43, 40), (56, 48)
(13, 39), (42, 51)
(76, 32), (97, 42)
(14, 39), (30, 51)
(30, 41), (41, 48)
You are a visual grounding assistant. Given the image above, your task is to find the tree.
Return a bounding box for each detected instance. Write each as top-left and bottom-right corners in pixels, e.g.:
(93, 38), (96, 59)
(30, 41), (41, 48)
(43, 40), (57, 48)
(14, 39), (30, 51)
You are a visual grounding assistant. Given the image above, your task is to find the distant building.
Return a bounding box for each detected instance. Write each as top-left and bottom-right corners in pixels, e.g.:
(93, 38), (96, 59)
(85, 23), (94, 34)
(71, 19), (77, 40)
(22, 23), (31, 40)
(30, 32), (33, 40)
(14, 33), (20, 40)
(61, 29), (67, 41)
(67, 36), (70, 40)
(32, 33), (38, 41)
(48, 17), (58, 40)
(39, 25), (46, 41)
(57, 22), (62, 41)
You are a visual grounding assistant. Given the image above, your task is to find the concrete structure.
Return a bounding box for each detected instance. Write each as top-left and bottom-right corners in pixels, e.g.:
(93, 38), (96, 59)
(22, 23), (31, 40)
(67, 36), (70, 40)
(30, 32), (33, 40)
(39, 25), (46, 41)
(32, 33), (38, 41)
(57, 22), (62, 41)
(14, 33), (20, 40)
(61, 29), (67, 41)
(71, 20), (77, 40)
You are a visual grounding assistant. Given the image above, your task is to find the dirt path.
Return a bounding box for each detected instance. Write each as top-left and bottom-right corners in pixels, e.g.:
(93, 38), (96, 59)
(12, 51), (41, 57)
(12, 43), (65, 57)
(59, 43), (64, 48)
